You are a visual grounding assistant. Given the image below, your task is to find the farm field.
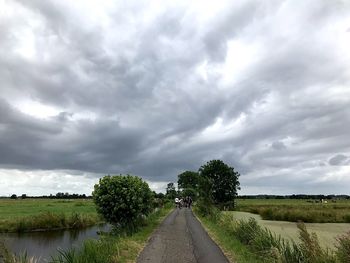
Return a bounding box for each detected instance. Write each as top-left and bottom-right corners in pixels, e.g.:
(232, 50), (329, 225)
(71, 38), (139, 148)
(0, 199), (99, 232)
(236, 198), (350, 223)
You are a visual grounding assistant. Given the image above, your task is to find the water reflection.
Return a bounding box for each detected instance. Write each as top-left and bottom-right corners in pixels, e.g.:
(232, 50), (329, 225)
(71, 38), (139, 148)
(1, 224), (110, 263)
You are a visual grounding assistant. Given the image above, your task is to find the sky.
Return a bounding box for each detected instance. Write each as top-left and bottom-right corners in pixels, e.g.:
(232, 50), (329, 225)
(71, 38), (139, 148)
(0, 0), (350, 196)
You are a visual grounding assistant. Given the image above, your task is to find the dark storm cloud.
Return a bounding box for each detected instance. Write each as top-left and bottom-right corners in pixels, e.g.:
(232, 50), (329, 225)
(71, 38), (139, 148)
(1, 0), (350, 194)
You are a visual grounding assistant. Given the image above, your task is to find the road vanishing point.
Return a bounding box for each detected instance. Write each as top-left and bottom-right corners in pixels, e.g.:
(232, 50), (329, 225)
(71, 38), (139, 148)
(137, 208), (229, 263)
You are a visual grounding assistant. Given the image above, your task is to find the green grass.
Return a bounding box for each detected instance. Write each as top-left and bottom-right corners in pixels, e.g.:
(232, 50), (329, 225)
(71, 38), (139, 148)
(236, 199), (350, 223)
(195, 212), (263, 263)
(0, 199), (99, 232)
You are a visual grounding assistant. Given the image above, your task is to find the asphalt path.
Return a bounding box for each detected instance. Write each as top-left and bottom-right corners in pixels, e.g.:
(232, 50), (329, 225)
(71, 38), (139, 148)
(137, 208), (229, 263)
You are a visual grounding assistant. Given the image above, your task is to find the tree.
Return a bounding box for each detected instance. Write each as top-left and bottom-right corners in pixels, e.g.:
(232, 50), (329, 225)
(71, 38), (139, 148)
(92, 175), (153, 229)
(199, 160), (240, 205)
(178, 171), (199, 190)
(21, 194), (27, 199)
(10, 194), (17, 199)
(165, 182), (177, 200)
(178, 171), (199, 200)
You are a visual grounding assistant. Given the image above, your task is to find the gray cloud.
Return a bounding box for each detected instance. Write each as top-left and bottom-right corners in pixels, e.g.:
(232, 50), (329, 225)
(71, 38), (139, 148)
(0, 0), (350, 195)
(329, 154), (350, 166)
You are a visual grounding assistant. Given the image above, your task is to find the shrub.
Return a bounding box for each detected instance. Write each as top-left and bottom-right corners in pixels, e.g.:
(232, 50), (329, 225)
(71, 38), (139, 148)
(92, 175), (153, 232)
(195, 198), (220, 220)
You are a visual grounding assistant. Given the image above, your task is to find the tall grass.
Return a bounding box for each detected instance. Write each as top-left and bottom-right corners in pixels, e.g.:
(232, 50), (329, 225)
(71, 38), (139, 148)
(50, 238), (117, 263)
(0, 242), (38, 263)
(335, 231), (350, 262)
(214, 212), (350, 263)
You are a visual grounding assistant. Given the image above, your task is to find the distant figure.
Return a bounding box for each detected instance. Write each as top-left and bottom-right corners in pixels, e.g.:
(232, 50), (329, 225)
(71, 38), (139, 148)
(175, 197), (179, 208)
(187, 196), (193, 208)
(183, 196), (188, 208)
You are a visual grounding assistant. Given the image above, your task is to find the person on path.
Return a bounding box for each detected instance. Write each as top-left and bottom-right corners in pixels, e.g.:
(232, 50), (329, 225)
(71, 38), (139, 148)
(188, 196), (193, 208)
(175, 197), (181, 208)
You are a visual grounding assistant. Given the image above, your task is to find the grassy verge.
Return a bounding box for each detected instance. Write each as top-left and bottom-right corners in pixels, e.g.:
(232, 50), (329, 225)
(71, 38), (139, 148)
(195, 212), (263, 263)
(195, 204), (350, 263)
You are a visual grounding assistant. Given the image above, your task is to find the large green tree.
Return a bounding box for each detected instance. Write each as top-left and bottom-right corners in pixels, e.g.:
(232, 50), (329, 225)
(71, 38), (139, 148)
(178, 171), (199, 200)
(198, 160), (240, 204)
(92, 175), (153, 229)
(178, 171), (199, 190)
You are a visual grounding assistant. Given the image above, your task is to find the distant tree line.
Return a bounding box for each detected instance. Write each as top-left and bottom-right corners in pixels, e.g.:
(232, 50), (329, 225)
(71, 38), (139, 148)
(5, 193), (92, 199)
(238, 194), (350, 200)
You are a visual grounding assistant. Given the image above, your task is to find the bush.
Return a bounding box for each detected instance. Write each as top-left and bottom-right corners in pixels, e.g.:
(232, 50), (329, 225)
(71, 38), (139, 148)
(92, 175), (153, 232)
(195, 198), (220, 220)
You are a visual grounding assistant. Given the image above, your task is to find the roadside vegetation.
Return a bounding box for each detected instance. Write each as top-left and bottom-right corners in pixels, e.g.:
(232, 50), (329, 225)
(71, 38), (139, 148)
(0, 204), (172, 263)
(197, 207), (350, 263)
(49, 204), (172, 263)
(166, 159), (350, 262)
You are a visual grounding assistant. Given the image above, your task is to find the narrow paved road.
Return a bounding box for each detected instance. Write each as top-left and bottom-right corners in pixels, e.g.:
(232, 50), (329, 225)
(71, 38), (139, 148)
(137, 208), (229, 263)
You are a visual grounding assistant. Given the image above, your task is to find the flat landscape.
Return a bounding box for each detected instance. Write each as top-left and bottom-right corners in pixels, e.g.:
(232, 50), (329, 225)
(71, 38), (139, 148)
(228, 198), (350, 249)
(236, 198), (350, 223)
(0, 199), (98, 232)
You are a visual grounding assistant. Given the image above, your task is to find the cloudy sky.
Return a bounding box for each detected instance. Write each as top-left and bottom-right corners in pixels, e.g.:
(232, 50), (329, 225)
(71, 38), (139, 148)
(1, 0), (350, 196)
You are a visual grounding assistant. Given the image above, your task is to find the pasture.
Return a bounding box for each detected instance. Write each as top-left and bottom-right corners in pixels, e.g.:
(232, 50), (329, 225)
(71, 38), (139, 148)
(0, 199), (99, 232)
(236, 198), (350, 223)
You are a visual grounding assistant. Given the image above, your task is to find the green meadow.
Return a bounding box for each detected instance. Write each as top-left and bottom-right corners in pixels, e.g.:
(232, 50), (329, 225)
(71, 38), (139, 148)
(0, 199), (99, 232)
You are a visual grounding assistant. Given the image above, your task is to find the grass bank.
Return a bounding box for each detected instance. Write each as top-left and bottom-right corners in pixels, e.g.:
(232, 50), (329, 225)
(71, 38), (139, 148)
(49, 204), (173, 263)
(236, 199), (350, 223)
(0, 199), (99, 232)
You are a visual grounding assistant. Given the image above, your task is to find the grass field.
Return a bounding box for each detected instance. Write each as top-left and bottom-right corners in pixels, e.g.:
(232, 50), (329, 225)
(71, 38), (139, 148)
(236, 198), (350, 223)
(0, 199), (99, 232)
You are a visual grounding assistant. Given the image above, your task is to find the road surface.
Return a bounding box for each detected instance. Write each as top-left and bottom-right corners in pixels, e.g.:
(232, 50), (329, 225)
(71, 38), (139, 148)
(137, 208), (229, 263)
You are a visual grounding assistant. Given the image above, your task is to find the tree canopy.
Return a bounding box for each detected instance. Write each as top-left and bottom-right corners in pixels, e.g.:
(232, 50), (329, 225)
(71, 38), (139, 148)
(178, 171), (199, 190)
(198, 160), (240, 204)
(92, 175), (153, 229)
